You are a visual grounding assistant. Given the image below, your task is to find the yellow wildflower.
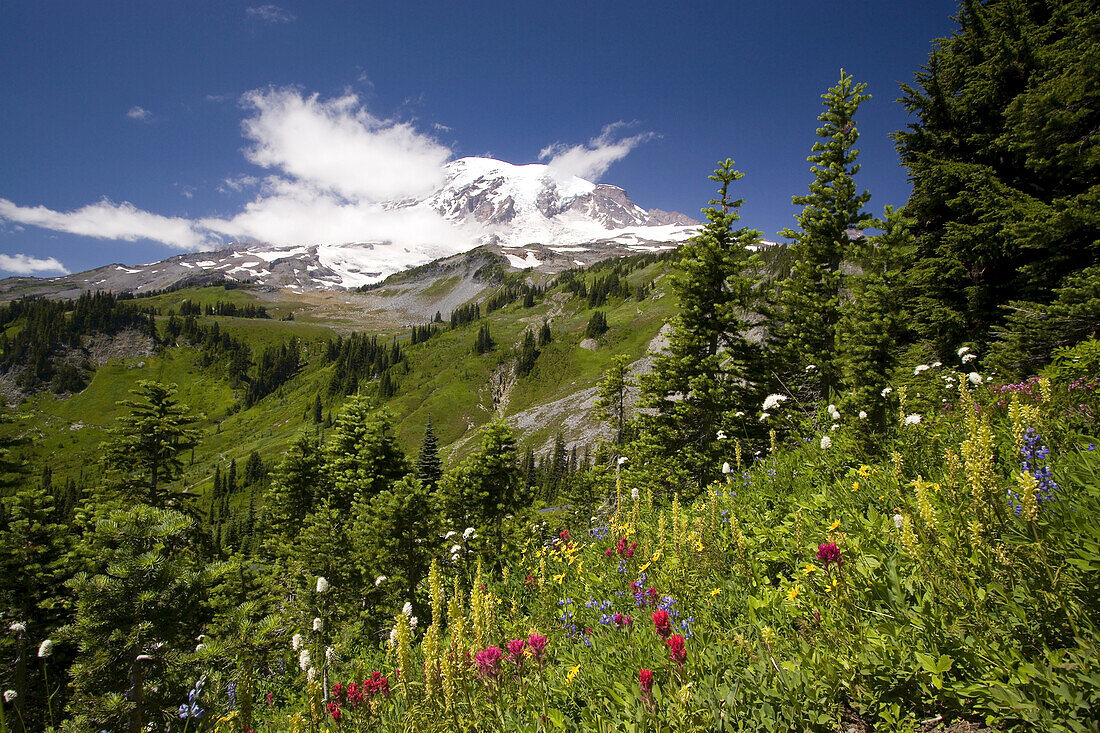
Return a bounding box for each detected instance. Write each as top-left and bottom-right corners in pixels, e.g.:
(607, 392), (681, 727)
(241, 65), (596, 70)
(851, 481), (859, 492)
(858, 465), (872, 478)
(638, 562), (650, 573)
(786, 584), (800, 602)
(710, 588), (722, 596)
(828, 520), (841, 531)
(825, 577), (839, 593)
(678, 682), (694, 703)
(566, 664), (580, 684)
(802, 564), (818, 575)
(553, 573), (565, 585)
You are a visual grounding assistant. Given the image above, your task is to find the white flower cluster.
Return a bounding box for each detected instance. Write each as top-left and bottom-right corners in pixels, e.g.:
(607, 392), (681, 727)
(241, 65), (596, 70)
(292, 633), (303, 651)
(762, 393), (788, 412)
(631, 487), (640, 501)
(881, 387), (893, 397)
(968, 372), (982, 385)
(8, 622), (25, 634)
(722, 462), (732, 474)
(962, 353), (977, 363)
(858, 411), (868, 420)
(463, 527), (476, 540)
(316, 576), (330, 594)
(820, 436), (832, 450)
(904, 414), (922, 426)
(914, 364), (930, 375)
(827, 404), (840, 421)
(38, 639), (53, 658)
(313, 617), (322, 632)
(375, 575), (387, 587)
(298, 649), (311, 672)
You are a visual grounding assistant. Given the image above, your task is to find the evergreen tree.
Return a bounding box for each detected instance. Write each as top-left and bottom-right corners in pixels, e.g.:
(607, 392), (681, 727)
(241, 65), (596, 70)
(594, 354), (632, 447)
(637, 159), (763, 490)
(896, 0), (1100, 354)
(101, 380), (201, 506)
(312, 394), (323, 424)
(243, 450), (266, 486)
(262, 430), (323, 546)
(516, 329), (539, 377)
(988, 265), (1100, 378)
(440, 421), (523, 550)
(415, 415), (443, 490)
(0, 485), (71, 730)
(474, 323), (495, 354)
(538, 319), (552, 346)
(323, 394), (408, 513)
(768, 70), (872, 401)
(349, 476), (441, 620)
(584, 311), (608, 339)
(836, 205), (917, 429)
(226, 458), (237, 495)
(65, 505), (207, 733)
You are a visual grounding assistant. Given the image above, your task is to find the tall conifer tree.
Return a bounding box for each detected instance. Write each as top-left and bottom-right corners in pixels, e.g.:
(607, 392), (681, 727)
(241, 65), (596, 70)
(637, 159), (763, 490)
(416, 415), (443, 490)
(768, 70), (871, 402)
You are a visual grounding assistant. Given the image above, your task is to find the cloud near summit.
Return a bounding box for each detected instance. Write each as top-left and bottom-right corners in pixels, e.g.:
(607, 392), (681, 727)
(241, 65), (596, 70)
(0, 88), (652, 259)
(539, 122), (656, 182)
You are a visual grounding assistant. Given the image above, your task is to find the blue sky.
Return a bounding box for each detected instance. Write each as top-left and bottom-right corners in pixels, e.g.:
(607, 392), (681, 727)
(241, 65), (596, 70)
(0, 1), (960, 277)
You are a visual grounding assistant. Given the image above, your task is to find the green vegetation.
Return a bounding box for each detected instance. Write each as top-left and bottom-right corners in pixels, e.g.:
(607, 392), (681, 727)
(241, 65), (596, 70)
(1, 2), (1099, 730)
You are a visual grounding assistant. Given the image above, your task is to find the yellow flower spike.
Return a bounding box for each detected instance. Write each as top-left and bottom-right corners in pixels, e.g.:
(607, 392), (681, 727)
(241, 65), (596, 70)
(828, 520), (841, 531)
(678, 682), (694, 703)
(802, 564), (818, 575)
(786, 584), (800, 602)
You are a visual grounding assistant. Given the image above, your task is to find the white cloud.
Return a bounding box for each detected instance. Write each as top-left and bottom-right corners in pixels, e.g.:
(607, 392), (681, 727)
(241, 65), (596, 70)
(538, 122), (655, 181)
(246, 5), (296, 23)
(240, 87), (452, 201)
(127, 106), (152, 121)
(0, 198), (212, 250)
(0, 253), (70, 275)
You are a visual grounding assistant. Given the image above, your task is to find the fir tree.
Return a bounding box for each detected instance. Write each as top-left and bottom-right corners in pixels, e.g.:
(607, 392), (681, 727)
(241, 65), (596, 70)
(637, 159), (763, 490)
(65, 505), (208, 732)
(415, 415), (443, 490)
(835, 205), (917, 430)
(349, 476), (441, 621)
(262, 430), (323, 547)
(594, 354), (632, 447)
(312, 394), (323, 424)
(896, 0), (1100, 354)
(101, 380), (201, 506)
(323, 394), (408, 512)
(584, 310), (608, 339)
(768, 70), (872, 402)
(516, 329), (539, 377)
(538, 319), (552, 346)
(440, 421), (523, 551)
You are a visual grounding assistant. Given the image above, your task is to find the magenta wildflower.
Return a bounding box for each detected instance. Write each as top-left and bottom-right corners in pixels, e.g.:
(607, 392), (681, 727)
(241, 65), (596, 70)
(506, 638), (526, 667)
(815, 542), (843, 570)
(474, 646), (503, 681)
(527, 632), (548, 664)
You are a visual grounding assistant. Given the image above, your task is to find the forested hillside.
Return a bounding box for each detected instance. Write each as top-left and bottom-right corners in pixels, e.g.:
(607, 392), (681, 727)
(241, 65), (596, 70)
(1, 1), (1098, 731)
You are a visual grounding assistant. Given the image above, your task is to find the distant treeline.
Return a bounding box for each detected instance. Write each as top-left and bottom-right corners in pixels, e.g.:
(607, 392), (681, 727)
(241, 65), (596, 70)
(176, 300), (270, 319)
(326, 332), (407, 399)
(0, 292), (156, 392)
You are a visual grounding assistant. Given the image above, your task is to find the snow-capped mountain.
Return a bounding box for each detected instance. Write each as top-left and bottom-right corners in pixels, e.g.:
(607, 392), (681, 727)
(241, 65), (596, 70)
(1, 157), (700, 296)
